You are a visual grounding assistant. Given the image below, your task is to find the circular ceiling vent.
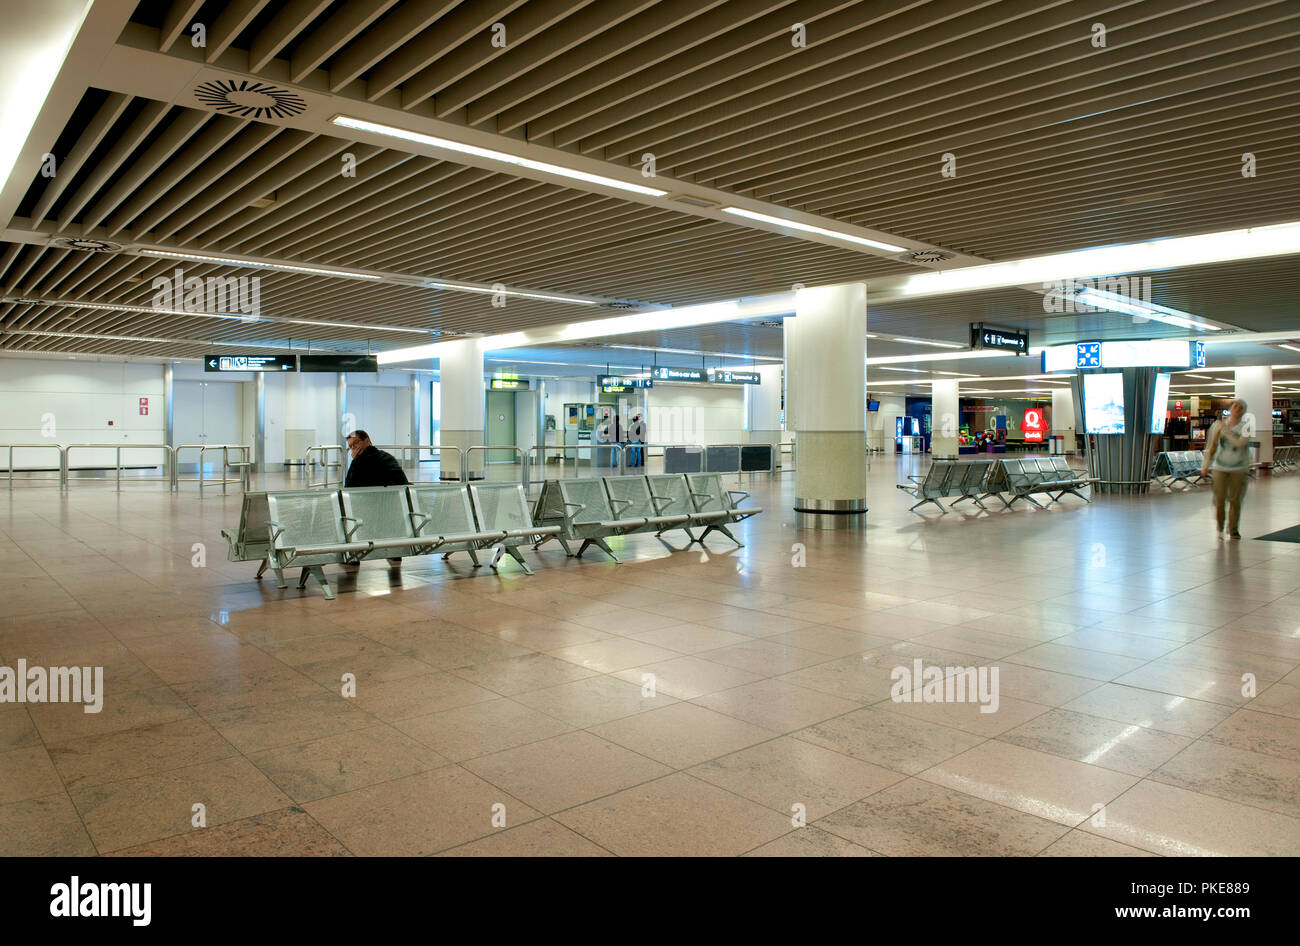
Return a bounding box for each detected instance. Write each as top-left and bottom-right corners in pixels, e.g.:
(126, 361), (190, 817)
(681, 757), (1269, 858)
(901, 249), (953, 263)
(194, 79), (307, 120)
(601, 302), (638, 310)
(756, 319), (785, 327)
(49, 237), (123, 253)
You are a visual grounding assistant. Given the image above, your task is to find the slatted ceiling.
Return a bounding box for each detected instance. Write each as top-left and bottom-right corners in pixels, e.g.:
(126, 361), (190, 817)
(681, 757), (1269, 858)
(246, 1), (337, 73)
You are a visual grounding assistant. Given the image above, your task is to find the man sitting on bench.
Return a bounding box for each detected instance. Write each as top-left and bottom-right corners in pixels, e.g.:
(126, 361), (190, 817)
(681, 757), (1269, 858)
(344, 429), (409, 566)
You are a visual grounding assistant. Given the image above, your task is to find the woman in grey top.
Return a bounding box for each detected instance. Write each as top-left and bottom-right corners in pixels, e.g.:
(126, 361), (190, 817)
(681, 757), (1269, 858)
(1200, 399), (1252, 540)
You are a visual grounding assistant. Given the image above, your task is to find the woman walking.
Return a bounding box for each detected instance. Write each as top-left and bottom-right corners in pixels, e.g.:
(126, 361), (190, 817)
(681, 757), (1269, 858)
(1201, 398), (1253, 540)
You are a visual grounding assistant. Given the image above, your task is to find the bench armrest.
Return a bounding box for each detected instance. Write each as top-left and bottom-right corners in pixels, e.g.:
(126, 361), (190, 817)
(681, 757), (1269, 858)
(561, 500), (587, 528)
(340, 515), (362, 541)
(608, 496), (633, 517)
(726, 489), (751, 507)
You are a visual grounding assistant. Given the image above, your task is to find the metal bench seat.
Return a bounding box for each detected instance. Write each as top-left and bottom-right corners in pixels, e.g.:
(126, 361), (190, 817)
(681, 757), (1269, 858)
(603, 475), (691, 534)
(408, 483), (505, 566)
(221, 491), (273, 579)
(469, 483), (559, 574)
(339, 486), (442, 562)
(897, 460), (959, 514)
(264, 490), (357, 598)
(551, 477), (649, 562)
(686, 473), (762, 546)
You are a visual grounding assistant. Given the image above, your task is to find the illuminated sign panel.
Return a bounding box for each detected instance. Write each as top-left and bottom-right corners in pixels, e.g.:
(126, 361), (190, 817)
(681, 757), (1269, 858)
(1022, 408), (1046, 442)
(205, 355), (295, 372)
(1042, 339), (1204, 373)
(970, 323), (1029, 354)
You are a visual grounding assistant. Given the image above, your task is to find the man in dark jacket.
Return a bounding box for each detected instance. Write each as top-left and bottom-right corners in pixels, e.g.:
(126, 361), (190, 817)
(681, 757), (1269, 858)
(344, 430), (409, 566)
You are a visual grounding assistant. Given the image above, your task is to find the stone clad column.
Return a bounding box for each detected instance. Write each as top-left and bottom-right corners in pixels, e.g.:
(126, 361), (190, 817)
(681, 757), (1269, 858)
(439, 339), (485, 480)
(930, 380), (960, 457)
(1235, 366), (1273, 468)
(785, 283), (867, 529)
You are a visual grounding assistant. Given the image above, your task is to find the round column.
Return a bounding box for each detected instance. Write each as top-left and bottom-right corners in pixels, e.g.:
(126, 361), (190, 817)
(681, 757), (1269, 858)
(786, 283), (867, 529)
(930, 379), (960, 457)
(1235, 366), (1273, 468)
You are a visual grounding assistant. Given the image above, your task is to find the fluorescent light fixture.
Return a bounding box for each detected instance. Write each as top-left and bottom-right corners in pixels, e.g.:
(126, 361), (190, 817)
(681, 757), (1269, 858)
(1184, 374), (1213, 379)
(137, 248), (384, 281)
(890, 336), (966, 349)
(332, 115), (668, 198)
(1073, 287), (1220, 332)
(721, 207), (907, 252)
(0, 0), (92, 195)
(874, 366), (927, 373)
(1280, 344), (1300, 353)
(889, 221), (1300, 299)
(5, 297), (429, 334)
(423, 279), (599, 305)
(605, 343), (782, 362)
(868, 349), (1023, 366)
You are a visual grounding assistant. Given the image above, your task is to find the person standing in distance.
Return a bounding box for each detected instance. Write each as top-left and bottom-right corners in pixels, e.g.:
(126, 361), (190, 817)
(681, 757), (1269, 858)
(1201, 399), (1252, 540)
(344, 429), (410, 565)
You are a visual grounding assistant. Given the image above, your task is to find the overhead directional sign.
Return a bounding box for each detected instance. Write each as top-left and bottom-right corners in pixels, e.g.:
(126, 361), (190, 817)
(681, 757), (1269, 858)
(650, 366), (760, 384)
(299, 354), (379, 373)
(489, 378), (530, 390)
(205, 355), (295, 372)
(970, 323), (1029, 355)
(597, 374), (652, 390)
(651, 366), (703, 382)
(707, 368), (760, 384)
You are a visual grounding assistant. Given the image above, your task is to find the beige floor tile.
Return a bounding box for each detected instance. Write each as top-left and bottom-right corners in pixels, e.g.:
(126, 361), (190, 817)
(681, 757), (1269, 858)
(512, 675), (677, 728)
(696, 639), (833, 676)
(304, 766), (543, 856)
(817, 778), (1068, 856)
(448, 653), (598, 696)
(625, 622), (754, 654)
(689, 735), (903, 820)
(204, 692), (377, 754)
(795, 706), (985, 775)
(910, 626), (1042, 660)
(1112, 662), (1258, 707)
(548, 638), (684, 673)
(1037, 830), (1157, 856)
(0, 793), (98, 856)
(0, 745), (64, 805)
(1206, 708), (1300, 761)
(1005, 642), (1147, 681)
(350, 671), (498, 721)
(1052, 628), (1183, 660)
(0, 705), (39, 752)
(1149, 739), (1300, 819)
(1062, 683), (1235, 737)
(47, 716), (238, 790)
(554, 772), (791, 856)
(27, 685), (196, 743)
(610, 655), (762, 700)
(694, 678), (861, 733)
(1081, 780), (1300, 856)
(437, 817), (613, 856)
(394, 698), (574, 762)
(776, 656), (899, 704)
(249, 724), (449, 802)
(878, 691), (1051, 738)
(762, 625), (896, 657)
(590, 703), (777, 769)
(1248, 682), (1300, 720)
(463, 730), (671, 813)
(918, 740), (1140, 826)
(993, 663), (1103, 706)
(998, 708), (1193, 776)
(743, 826), (882, 857)
(111, 806), (350, 856)
(69, 755), (292, 853)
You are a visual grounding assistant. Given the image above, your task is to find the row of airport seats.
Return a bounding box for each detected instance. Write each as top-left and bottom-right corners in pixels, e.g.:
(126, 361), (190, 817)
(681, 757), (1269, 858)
(1273, 445), (1299, 471)
(222, 483), (559, 598)
(898, 457), (1096, 514)
(532, 473), (762, 561)
(1152, 450), (1207, 489)
(221, 474), (763, 598)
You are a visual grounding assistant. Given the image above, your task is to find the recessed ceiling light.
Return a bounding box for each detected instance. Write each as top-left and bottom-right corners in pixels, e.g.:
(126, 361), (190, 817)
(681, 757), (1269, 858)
(331, 115), (669, 198)
(721, 207), (907, 253)
(137, 248), (383, 280)
(890, 336), (966, 349)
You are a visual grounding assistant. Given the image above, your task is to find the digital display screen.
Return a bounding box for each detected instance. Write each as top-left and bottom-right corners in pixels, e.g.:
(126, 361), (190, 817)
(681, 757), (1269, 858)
(1150, 372), (1171, 433)
(1084, 373), (1125, 434)
(868, 400), (880, 411)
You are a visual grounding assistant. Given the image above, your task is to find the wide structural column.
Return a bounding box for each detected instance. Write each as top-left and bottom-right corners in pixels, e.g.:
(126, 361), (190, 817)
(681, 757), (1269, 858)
(1235, 366), (1273, 468)
(930, 380), (960, 457)
(440, 339), (485, 481)
(746, 363), (784, 468)
(1081, 367), (1160, 495)
(1051, 387), (1076, 455)
(786, 283), (867, 529)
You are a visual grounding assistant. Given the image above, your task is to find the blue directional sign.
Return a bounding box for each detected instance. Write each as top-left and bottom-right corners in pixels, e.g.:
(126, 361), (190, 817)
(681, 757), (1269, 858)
(1192, 341), (1206, 368)
(1077, 342), (1102, 368)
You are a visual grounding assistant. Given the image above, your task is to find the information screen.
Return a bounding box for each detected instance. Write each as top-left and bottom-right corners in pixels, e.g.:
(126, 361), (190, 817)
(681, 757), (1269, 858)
(1149, 372), (1171, 434)
(1084, 373), (1125, 434)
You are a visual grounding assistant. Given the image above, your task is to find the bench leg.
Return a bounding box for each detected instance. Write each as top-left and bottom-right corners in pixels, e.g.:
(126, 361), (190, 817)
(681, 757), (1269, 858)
(297, 567), (310, 589)
(506, 545), (534, 575)
(254, 559), (268, 580)
(488, 545), (506, 570)
(577, 537), (620, 562)
(909, 497), (946, 515)
(700, 523), (743, 547)
(272, 565), (287, 589)
(306, 565), (335, 599)
(468, 549), (482, 567)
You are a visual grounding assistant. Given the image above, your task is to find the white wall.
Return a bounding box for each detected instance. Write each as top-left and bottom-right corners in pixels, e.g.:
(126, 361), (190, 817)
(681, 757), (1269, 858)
(0, 357), (165, 467)
(869, 394), (906, 450)
(646, 384), (744, 444)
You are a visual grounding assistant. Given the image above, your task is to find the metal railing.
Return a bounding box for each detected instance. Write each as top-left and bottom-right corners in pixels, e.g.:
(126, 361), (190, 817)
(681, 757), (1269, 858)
(171, 444), (251, 494)
(370, 444), (461, 484)
(63, 444), (170, 491)
(463, 444), (527, 489)
(304, 445), (345, 488)
(3, 444), (66, 489)
(525, 443), (625, 489)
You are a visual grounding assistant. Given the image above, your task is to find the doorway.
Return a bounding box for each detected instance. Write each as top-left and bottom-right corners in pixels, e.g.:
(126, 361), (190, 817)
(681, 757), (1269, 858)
(486, 389), (516, 461)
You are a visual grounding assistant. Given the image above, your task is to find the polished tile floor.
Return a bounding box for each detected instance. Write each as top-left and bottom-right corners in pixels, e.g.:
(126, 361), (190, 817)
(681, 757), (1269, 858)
(3, 456), (1300, 856)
